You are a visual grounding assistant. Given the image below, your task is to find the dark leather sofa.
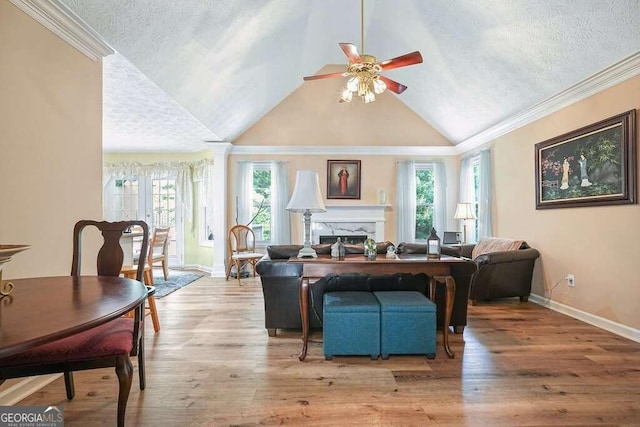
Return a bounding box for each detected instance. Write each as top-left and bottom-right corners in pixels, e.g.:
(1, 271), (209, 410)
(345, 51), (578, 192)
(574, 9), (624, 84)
(395, 243), (477, 333)
(441, 241), (539, 303)
(256, 242), (477, 336)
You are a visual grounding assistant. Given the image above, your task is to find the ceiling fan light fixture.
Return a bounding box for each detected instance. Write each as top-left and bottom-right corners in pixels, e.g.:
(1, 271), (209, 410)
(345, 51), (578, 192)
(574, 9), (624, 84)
(346, 77), (359, 92)
(340, 89), (353, 103)
(373, 77), (387, 95)
(358, 78), (369, 96)
(302, 0), (422, 104)
(364, 90), (375, 104)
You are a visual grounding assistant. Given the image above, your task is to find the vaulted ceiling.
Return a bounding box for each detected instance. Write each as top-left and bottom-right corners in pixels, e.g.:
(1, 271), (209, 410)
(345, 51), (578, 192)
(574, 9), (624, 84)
(59, 0), (640, 153)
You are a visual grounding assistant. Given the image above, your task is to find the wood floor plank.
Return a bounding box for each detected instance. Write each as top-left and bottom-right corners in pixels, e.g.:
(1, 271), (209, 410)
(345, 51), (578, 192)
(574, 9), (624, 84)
(18, 275), (640, 426)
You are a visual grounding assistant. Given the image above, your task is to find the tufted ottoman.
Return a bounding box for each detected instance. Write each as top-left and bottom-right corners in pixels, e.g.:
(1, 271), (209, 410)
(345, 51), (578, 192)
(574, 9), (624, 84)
(373, 291), (436, 359)
(323, 291), (380, 360)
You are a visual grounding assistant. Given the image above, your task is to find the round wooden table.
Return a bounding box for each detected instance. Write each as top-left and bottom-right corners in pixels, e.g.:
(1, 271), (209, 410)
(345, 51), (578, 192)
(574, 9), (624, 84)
(0, 276), (147, 358)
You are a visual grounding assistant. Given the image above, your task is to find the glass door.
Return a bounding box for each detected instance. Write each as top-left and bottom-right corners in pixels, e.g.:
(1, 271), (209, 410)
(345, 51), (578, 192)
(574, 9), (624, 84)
(145, 178), (181, 266)
(111, 176), (183, 266)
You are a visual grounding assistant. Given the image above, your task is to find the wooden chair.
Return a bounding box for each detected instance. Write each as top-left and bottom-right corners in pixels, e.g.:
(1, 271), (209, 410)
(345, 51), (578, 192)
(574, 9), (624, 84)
(225, 225), (263, 285)
(121, 265), (161, 333)
(0, 220), (149, 427)
(135, 227), (170, 282)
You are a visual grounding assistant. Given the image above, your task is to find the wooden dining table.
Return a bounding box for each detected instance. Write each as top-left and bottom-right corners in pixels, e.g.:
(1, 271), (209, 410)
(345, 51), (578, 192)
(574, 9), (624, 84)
(0, 276), (148, 359)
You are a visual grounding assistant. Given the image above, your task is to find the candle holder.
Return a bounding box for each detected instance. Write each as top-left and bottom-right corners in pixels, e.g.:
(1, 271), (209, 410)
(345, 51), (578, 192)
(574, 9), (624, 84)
(0, 245), (31, 296)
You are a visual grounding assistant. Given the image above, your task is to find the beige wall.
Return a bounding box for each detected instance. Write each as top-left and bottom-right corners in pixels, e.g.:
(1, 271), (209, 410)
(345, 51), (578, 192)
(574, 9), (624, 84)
(227, 154), (459, 246)
(491, 75), (640, 330)
(0, 1), (103, 278)
(235, 65), (451, 147)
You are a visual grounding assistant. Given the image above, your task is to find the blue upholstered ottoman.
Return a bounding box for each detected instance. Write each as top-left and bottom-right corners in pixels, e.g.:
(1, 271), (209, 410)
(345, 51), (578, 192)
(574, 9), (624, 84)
(373, 291), (436, 360)
(323, 292), (380, 360)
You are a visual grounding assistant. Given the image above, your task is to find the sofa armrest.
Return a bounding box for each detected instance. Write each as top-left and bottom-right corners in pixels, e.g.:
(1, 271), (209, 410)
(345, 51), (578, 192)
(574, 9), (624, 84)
(475, 248), (540, 266)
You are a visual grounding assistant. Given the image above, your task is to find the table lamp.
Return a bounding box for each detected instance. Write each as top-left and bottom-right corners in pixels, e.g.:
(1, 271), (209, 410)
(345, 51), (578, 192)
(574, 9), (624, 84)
(453, 202), (476, 244)
(286, 170), (326, 258)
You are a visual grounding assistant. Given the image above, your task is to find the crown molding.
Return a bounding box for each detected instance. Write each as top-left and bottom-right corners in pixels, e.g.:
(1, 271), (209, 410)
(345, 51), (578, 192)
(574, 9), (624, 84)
(456, 51), (640, 154)
(205, 141), (233, 156)
(229, 145), (458, 156)
(10, 0), (114, 61)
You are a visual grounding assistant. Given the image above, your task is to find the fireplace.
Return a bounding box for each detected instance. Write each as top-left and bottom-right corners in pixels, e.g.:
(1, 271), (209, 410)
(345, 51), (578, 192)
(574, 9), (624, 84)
(309, 205), (388, 244)
(319, 235), (368, 245)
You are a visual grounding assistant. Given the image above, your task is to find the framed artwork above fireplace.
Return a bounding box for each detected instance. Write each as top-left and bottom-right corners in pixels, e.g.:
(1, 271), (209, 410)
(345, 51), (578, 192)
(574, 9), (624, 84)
(327, 160), (361, 199)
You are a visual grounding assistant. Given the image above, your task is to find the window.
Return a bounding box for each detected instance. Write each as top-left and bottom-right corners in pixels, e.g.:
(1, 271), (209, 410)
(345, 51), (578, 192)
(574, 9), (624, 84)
(460, 149), (492, 242)
(415, 164), (434, 241)
(199, 182), (214, 246)
(152, 179), (176, 228)
(113, 179), (139, 221)
(251, 165), (272, 242)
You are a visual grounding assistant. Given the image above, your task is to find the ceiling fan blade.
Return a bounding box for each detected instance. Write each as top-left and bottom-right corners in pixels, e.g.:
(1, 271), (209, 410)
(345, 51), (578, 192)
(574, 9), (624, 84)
(303, 72), (347, 81)
(339, 43), (362, 63)
(379, 51), (423, 71)
(378, 76), (407, 94)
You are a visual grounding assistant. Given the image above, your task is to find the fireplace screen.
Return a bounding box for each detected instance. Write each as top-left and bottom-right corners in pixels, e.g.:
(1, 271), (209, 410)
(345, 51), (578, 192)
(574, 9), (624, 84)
(319, 235), (368, 245)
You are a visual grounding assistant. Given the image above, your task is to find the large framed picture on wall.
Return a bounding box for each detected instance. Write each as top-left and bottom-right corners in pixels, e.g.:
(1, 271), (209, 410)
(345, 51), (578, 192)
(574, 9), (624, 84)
(534, 109), (636, 209)
(327, 160), (361, 199)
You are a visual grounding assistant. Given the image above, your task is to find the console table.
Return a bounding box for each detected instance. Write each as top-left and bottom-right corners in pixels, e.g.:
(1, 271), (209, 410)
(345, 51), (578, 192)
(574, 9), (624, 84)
(290, 254), (468, 361)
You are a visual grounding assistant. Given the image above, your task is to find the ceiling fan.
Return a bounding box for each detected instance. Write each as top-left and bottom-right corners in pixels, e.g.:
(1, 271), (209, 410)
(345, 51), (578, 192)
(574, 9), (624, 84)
(303, 0), (423, 104)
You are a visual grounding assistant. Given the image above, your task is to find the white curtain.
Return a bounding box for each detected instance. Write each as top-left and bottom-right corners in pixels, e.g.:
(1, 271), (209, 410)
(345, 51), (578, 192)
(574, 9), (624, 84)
(176, 167), (193, 227)
(433, 162), (447, 237)
(396, 160), (416, 243)
(235, 161), (253, 226)
(103, 175), (116, 221)
(478, 148), (493, 238)
(458, 156), (476, 242)
(103, 161), (195, 224)
(459, 157), (473, 206)
(193, 160), (214, 238)
(270, 161), (291, 244)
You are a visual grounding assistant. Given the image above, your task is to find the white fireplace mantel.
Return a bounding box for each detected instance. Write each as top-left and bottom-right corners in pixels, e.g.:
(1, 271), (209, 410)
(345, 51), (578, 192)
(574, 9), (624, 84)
(310, 204), (390, 244)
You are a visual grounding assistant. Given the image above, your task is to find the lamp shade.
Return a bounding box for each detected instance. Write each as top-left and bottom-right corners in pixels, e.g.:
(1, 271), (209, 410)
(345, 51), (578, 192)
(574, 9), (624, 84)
(286, 170), (326, 213)
(453, 202), (476, 220)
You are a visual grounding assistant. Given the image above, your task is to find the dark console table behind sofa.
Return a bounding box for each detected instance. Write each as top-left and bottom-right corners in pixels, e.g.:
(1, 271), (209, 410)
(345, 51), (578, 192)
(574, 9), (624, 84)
(256, 243), (477, 338)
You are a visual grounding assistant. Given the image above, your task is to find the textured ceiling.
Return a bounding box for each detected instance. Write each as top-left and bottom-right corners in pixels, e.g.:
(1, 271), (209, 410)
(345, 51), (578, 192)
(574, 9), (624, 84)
(59, 0), (640, 153)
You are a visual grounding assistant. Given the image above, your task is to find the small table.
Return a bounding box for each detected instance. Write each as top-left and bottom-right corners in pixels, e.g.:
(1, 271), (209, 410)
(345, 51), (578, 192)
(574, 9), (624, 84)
(0, 276), (147, 358)
(290, 254), (468, 361)
(120, 231), (144, 267)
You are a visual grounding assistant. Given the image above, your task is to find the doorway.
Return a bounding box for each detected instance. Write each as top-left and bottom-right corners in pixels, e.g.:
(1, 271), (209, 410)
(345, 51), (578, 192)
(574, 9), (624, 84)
(112, 177), (183, 266)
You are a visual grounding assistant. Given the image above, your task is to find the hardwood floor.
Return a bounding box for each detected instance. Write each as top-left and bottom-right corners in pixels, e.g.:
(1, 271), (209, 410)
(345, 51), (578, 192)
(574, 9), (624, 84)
(19, 275), (640, 426)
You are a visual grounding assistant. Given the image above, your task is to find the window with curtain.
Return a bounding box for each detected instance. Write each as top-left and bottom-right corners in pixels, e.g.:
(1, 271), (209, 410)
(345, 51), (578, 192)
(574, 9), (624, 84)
(198, 183), (214, 246)
(415, 164), (434, 240)
(396, 161), (447, 243)
(236, 161), (290, 246)
(251, 164), (272, 242)
(472, 157), (480, 240)
(460, 149), (492, 242)
(193, 159), (214, 247)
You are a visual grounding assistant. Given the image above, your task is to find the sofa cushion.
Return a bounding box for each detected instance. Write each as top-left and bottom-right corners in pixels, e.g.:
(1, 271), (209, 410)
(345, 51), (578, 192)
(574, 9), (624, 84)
(471, 237), (524, 259)
(266, 244), (332, 259)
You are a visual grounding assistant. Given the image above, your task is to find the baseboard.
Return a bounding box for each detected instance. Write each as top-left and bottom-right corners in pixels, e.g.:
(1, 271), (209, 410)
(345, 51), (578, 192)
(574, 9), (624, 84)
(0, 374), (61, 405)
(174, 264), (211, 274)
(529, 293), (640, 343)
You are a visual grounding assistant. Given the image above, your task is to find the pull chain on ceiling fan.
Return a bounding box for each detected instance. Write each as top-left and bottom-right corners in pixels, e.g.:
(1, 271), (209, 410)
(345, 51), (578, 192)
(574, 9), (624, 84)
(303, 0), (423, 104)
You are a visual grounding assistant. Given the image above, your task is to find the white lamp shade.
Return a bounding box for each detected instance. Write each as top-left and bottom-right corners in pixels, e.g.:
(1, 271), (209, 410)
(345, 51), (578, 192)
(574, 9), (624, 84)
(454, 202), (476, 220)
(286, 170), (326, 213)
